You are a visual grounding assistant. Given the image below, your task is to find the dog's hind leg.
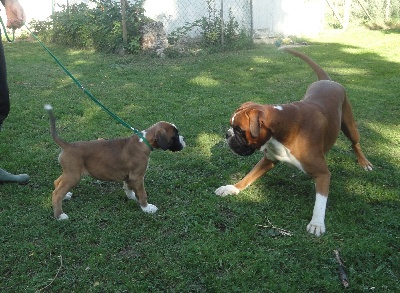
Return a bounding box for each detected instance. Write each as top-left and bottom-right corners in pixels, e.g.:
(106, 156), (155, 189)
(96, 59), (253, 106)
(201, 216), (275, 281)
(54, 176), (73, 200)
(341, 99), (373, 171)
(123, 182), (137, 201)
(52, 174), (80, 220)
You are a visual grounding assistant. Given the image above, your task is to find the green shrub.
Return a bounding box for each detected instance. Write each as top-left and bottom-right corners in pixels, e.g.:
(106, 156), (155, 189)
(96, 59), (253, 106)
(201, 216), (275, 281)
(30, 0), (148, 54)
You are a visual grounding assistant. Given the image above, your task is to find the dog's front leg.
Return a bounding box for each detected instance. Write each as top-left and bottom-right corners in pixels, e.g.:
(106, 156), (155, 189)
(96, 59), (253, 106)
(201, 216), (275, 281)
(125, 178), (158, 213)
(307, 170), (330, 236)
(215, 157), (276, 196)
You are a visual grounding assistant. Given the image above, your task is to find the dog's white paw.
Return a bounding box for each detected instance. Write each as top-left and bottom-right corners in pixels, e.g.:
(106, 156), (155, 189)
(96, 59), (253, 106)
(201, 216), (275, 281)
(126, 190), (137, 201)
(63, 192), (72, 200)
(57, 213), (69, 221)
(306, 221), (326, 237)
(364, 165), (373, 171)
(215, 185), (240, 196)
(141, 204), (158, 213)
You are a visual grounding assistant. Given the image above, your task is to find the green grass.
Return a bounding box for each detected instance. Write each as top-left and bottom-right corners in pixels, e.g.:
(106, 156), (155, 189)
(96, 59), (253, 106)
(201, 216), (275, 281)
(1, 27), (399, 292)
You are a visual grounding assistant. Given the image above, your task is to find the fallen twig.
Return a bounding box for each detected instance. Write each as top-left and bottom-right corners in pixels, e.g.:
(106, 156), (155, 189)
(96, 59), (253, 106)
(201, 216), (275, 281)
(334, 249), (349, 288)
(36, 255), (63, 292)
(256, 218), (293, 237)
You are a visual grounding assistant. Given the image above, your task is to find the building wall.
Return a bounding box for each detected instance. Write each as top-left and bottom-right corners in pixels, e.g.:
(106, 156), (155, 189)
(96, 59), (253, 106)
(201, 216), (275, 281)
(143, 0), (326, 38)
(252, 0), (325, 37)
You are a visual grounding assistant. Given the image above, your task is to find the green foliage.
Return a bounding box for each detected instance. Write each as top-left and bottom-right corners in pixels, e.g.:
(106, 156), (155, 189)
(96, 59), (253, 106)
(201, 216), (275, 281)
(30, 0), (147, 53)
(326, 0), (400, 29)
(168, 0), (251, 51)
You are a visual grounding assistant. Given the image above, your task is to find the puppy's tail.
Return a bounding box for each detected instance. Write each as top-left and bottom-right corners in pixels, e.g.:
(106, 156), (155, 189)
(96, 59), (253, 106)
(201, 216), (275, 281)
(281, 47), (331, 81)
(44, 104), (69, 149)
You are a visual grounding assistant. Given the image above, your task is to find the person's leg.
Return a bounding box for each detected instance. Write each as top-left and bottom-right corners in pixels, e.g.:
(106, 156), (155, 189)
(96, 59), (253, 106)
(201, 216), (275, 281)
(0, 35), (29, 183)
(0, 34), (10, 129)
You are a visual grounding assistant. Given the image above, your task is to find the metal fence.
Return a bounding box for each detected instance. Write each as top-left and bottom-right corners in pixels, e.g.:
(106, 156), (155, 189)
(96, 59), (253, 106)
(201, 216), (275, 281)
(144, 0), (253, 45)
(51, 0), (253, 47)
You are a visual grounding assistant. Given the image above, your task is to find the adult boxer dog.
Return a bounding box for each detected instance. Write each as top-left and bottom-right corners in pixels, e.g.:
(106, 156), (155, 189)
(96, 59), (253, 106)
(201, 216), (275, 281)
(215, 48), (373, 236)
(45, 104), (185, 220)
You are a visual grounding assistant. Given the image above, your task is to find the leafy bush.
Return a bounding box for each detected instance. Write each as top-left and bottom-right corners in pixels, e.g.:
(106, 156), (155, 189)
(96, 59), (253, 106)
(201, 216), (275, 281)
(30, 0), (148, 54)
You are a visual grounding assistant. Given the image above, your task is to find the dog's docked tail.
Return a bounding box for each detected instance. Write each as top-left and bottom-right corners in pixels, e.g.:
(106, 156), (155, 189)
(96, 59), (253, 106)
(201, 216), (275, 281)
(281, 47), (331, 81)
(44, 104), (69, 149)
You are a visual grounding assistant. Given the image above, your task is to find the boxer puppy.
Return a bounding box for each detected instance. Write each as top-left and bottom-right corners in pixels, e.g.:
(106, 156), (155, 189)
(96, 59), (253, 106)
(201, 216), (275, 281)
(215, 48), (373, 236)
(44, 104), (185, 220)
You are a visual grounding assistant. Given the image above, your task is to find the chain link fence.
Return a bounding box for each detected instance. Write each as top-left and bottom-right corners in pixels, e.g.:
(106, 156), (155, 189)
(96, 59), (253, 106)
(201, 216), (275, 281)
(49, 0), (253, 50)
(143, 0), (253, 46)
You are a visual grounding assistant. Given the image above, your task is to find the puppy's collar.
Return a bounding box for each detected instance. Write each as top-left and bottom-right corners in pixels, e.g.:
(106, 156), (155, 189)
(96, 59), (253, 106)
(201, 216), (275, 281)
(132, 127), (154, 151)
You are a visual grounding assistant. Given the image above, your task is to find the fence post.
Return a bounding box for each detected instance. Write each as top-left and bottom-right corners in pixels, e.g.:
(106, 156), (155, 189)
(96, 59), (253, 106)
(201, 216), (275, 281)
(250, 0), (253, 43)
(220, 0), (224, 45)
(121, 0), (128, 48)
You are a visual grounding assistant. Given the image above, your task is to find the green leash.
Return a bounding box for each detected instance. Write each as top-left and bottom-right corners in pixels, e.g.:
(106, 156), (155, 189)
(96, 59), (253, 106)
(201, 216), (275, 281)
(0, 16), (15, 42)
(23, 25), (154, 151)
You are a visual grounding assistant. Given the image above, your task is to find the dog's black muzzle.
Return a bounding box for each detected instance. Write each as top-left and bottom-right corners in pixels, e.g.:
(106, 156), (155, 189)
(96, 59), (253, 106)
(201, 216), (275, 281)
(169, 134), (185, 152)
(226, 127), (256, 156)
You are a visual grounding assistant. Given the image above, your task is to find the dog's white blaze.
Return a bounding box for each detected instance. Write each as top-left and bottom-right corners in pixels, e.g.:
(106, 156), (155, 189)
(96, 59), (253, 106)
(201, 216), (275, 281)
(261, 138), (304, 172)
(231, 112), (238, 124)
(273, 105), (283, 111)
(179, 136), (186, 148)
(307, 193), (327, 236)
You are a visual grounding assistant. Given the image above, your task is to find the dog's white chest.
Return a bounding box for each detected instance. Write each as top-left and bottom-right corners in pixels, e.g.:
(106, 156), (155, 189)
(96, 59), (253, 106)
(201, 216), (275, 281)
(261, 138), (304, 172)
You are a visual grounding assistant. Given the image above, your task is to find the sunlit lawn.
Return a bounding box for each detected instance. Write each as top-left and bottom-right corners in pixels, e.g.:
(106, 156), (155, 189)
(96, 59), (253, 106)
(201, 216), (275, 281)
(0, 27), (399, 292)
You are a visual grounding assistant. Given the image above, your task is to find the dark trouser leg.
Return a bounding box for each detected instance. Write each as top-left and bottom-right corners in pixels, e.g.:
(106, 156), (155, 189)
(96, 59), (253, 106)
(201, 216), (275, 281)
(0, 36), (10, 127)
(0, 36), (29, 184)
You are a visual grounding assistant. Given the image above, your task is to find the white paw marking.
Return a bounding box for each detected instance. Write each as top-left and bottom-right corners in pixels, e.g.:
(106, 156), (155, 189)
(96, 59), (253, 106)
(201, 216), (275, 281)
(307, 193), (327, 236)
(126, 190), (137, 201)
(58, 213), (69, 220)
(364, 165), (373, 171)
(215, 185), (240, 196)
(123, 182), (137, 201)
(307, 222), (326, 237)
(141, 204), (158, 213)
(63, 192), (72, 200)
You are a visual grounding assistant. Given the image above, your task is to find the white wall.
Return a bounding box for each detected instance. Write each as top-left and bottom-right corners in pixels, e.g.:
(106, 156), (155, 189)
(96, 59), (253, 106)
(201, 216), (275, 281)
(144, 0), (326, 37)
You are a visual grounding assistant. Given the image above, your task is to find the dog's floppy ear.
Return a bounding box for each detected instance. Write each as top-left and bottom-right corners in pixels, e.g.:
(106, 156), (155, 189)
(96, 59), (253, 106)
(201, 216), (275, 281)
(247, 110), (260, 138)
(155, 128), (170, 150)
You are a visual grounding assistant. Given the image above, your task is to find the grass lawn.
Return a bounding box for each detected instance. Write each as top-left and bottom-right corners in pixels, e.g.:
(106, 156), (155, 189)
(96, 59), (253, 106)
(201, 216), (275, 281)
(0, 27), (399, 292)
